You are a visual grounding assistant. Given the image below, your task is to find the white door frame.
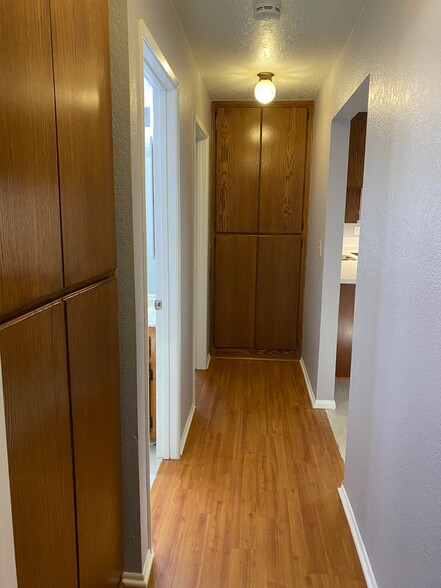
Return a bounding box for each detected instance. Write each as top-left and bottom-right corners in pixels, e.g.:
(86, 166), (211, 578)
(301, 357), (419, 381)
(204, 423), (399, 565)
(139, 21), (181, 460)
(193, 116), (210, 371)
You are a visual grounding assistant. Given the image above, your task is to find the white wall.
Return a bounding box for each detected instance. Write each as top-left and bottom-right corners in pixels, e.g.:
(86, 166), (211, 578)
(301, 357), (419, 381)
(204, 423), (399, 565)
(109, 0), (210, 574)
(303, 0), (441, 585)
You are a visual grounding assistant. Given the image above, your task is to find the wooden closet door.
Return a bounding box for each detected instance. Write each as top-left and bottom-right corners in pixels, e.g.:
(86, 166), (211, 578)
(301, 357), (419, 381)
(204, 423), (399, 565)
(0, 303), (77, 588)
(0, 0), (63, 317)
(66, 279), (123, 588)
(216, 107), (261, 233)
(259, 108), (308, 234)
(255, 236), (302, 351)
(50, 0), (117, 287)
(214, 235), (257, 348)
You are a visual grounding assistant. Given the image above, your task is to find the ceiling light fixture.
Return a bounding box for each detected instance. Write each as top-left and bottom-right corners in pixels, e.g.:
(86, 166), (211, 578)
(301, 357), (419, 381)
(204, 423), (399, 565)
(254, 72), (276, 104)
(253, 0), (282, 21)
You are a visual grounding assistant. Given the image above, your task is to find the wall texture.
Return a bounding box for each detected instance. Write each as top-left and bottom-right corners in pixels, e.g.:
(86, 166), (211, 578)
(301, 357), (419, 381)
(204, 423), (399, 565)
(303, 0), (441, 585)
(109, 0), (211, 574)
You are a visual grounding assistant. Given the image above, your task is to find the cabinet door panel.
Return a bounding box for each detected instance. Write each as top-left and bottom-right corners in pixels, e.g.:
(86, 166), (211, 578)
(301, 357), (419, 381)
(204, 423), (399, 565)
(255, 236), (301, 351)
(66, 279), (123, 588)
(51, 0), (117, 286)
(216, 107), (261, 233)
(0, 0), (63, 316)
(0, 303), (77, 588)
(259, 108), (308, 234)
(335, 284), (356, 378)
(346, 112), (367, 189)
(214, 235), (257, 348)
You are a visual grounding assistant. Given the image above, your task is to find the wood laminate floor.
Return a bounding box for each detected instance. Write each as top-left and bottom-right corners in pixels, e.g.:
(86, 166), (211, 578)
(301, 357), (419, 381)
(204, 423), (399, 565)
(148, 359), (365, 588)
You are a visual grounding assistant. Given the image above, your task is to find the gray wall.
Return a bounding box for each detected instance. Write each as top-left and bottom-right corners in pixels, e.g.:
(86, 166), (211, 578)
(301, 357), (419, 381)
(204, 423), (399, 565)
(109, 0), (210, 574)
(303, 0), (441, 585)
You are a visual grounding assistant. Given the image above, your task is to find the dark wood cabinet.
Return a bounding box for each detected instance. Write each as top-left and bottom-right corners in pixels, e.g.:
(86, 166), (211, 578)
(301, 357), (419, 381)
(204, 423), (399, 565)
(0, 0), (63, 317)
(51, 0), (117, 286)
(214, 235), (257, 349)
(259, 108), (308, 234)
(335, 284), (356, 378)
(212, 102), (313, 358)
(215, 107), (261, 233)
(255, 235), (302, 351)
(0, 2), (123, 586)
(66, 279), (123, 588)
(0, 303), (78, 588)
(344, 112), (367, 223)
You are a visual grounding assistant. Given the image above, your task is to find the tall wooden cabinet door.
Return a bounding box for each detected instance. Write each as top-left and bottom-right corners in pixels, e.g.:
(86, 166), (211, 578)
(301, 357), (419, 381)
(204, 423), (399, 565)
(216, 107), (261, 233)
(255, 236), (302, 351)
(0, 1), (63, 317)
(214, 235), (257, 348)
(50, 0), (117, 287)
(66, 279), (123, 588)
(0, 303), (78, 588)
(259, 108), (308, 234)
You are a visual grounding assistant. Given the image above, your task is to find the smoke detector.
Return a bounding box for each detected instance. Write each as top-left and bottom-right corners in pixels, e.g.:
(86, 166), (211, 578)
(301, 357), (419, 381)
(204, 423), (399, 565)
(253, 1), (282, 20)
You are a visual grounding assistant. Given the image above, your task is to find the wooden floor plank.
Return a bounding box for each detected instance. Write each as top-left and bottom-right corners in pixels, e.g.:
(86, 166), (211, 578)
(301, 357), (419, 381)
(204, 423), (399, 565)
(148, 359), (365, 587)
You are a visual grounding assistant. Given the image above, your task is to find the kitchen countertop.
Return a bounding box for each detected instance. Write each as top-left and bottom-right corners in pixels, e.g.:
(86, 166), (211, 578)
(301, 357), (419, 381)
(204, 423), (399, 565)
(340, 255), (358, 284)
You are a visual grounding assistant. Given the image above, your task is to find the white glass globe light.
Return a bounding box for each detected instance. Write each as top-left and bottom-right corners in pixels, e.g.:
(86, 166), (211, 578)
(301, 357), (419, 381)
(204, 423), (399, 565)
(254, 73), (276, 104)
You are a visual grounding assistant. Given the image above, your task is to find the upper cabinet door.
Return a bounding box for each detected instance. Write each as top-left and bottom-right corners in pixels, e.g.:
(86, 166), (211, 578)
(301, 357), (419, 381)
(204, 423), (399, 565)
(65, 279), (123, 588)
(0, 1), (63, 317)
(50, 0), (117, 287)
(216, 107), (261, 233)
(259, 108), (308, 234)
(346, 112), (368, 189)
(0, 302), (78, 588)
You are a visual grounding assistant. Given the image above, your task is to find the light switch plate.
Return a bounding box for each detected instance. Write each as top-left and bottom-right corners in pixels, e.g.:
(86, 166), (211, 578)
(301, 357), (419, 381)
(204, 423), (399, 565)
(354, 226), (360, 236)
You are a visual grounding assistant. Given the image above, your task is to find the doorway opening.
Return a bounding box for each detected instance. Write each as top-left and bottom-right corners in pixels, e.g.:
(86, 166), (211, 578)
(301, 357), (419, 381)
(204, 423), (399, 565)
(140, 23), (181, 488)
(323, 77), (370, 460)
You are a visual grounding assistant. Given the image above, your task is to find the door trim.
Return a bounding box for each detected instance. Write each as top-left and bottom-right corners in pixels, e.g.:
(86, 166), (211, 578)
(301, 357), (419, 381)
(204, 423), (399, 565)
(139, 20), (181, 462)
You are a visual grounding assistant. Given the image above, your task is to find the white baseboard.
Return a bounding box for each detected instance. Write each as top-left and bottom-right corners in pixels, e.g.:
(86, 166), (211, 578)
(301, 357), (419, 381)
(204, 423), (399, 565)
(300, 358), (336, 410)
(338, 486), (378, 588)
(180, 402), (195, 455)
(122, 549), (154, 587)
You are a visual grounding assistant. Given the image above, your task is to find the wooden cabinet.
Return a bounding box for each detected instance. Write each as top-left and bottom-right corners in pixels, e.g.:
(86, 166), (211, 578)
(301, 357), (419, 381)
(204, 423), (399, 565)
(212, 102), (313, 358)
(0, 0), (63, 317)
(51, 0), (117, 286)
(0, 0), (116, 320)
(0, 303), (78, 588)
(335, 284), (356, 378)
(0, 2), (123, 586)
(344, 112), (367, 223)
(66, 279), (123, 588)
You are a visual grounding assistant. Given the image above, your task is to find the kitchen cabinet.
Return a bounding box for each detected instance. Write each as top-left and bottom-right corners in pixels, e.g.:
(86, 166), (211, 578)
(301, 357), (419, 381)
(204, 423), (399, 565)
(0, 1), (123, 586)
(212, 102), (313, 358)
(335, 284), (356, 378)
(344, 112), (367, 223)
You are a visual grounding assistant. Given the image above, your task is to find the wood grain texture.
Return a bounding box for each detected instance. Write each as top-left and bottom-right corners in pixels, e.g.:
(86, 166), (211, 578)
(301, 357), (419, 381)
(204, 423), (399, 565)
(215, 107), (261, 233)
(344, 188), (362, 225)
(259, 108), (308, 234)
(148, 358), (365, 588)
(346, 112), (367, 189)
(335, 284), (356, 378)
(0, 302), (77, 588)
(0, 0), (63, 317)
(255, 235), (302, 351)
(50, 0), (117, 287)
(214, 235), (257, 349)
(149, 326), (157, 441)
(66, 279), (123, 588)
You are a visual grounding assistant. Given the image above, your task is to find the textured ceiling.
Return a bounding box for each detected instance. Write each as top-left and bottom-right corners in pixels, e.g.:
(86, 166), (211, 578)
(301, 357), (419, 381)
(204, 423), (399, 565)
(171, 0), (368, 100)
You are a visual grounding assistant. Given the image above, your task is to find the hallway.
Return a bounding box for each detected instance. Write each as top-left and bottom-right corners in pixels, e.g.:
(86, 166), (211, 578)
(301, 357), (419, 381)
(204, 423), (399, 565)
(148, 359), (365, 587)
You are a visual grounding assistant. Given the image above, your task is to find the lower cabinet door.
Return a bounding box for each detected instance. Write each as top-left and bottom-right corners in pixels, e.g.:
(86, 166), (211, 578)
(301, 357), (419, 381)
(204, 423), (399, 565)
(0, 302), (78, 588)
(65, 279), (123, 588)
(255, 235), (302, 352)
